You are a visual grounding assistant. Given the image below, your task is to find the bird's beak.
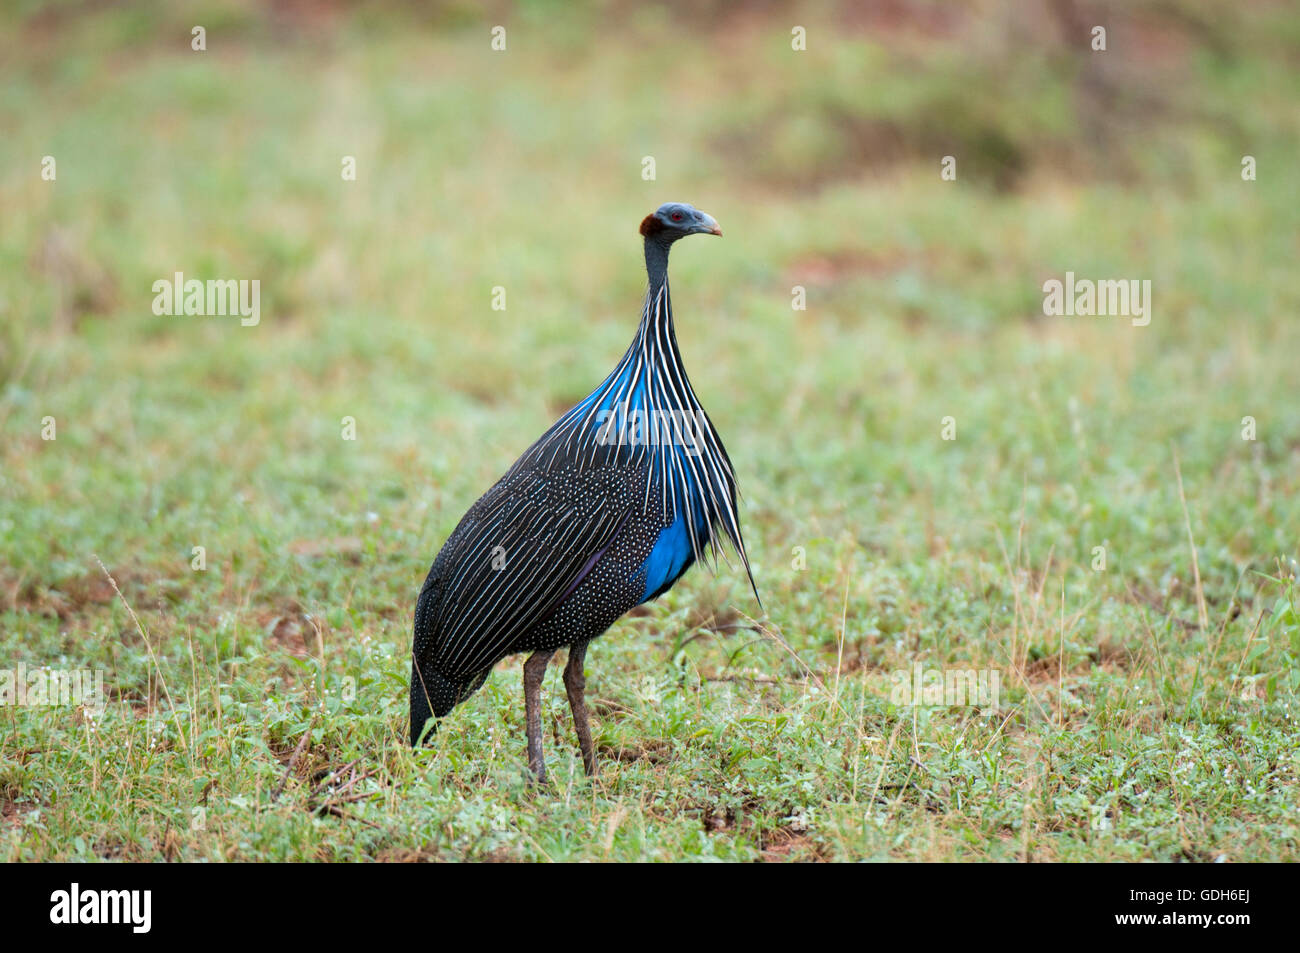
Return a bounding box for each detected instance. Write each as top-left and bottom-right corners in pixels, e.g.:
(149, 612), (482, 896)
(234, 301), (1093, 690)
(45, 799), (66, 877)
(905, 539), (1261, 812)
(697, 214), (722, 236)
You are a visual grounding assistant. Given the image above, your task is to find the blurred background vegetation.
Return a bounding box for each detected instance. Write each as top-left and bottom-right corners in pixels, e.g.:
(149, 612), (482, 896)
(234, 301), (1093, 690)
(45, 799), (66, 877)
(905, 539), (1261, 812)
(0, 0), (1298, 861)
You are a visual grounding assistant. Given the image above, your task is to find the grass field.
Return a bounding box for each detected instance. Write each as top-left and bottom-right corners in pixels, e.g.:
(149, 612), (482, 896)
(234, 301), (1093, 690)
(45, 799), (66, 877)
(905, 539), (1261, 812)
(2, 1), (1299, 861)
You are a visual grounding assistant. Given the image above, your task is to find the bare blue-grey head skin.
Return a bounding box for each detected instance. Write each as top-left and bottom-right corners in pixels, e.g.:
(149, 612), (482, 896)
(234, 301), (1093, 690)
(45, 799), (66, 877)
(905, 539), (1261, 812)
(639, 202), (722, 294)
(639, 202), (723, 240)
(412, 200), (756, 784)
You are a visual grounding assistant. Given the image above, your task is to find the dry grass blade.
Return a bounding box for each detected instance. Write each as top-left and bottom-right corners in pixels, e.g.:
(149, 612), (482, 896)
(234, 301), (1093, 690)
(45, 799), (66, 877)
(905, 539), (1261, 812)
(1172, 447), (1209, 632)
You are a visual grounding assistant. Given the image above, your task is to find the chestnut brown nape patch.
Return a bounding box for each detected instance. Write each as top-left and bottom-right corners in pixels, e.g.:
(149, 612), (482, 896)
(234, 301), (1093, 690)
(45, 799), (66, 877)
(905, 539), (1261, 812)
(639, 214), (664, 237)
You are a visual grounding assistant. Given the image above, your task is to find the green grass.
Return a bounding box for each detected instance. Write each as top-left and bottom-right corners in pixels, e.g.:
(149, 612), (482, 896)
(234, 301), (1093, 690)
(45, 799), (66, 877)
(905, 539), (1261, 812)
(1, 1), (1298, 861)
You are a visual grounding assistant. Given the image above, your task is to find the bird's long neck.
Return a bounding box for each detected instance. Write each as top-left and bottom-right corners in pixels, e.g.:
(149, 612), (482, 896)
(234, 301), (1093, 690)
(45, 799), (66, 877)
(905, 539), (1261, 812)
(644, 238), (671, 296)
(643, 238), (672, 323)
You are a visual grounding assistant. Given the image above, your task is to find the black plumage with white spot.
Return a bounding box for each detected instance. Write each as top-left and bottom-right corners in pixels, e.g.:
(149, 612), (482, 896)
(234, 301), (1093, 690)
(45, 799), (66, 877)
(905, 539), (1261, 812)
(410, 203), (758, 782)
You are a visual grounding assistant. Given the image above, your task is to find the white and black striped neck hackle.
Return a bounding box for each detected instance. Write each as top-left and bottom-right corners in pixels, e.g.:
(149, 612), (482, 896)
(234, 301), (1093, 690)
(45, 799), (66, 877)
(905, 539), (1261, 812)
(512, 201), (758, 597)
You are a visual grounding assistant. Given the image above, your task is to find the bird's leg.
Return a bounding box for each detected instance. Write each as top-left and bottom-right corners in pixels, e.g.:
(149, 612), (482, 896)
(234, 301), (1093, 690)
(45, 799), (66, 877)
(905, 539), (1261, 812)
(523, 649), (555, 783)
(563, 640), (597, 777)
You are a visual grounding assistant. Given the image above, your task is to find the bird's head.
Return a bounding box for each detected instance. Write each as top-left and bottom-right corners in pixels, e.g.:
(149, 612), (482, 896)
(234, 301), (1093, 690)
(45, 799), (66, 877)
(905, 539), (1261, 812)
(640, 202), (722, 243)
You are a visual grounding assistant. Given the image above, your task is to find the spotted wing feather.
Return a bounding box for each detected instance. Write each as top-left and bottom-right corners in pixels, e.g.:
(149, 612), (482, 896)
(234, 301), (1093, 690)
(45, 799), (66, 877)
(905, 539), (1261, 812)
(414, 461), (640, 685)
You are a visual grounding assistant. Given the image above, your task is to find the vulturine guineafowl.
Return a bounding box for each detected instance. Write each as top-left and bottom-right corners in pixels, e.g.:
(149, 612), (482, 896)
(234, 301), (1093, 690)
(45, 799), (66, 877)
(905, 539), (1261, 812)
(411, 202), (759, 782)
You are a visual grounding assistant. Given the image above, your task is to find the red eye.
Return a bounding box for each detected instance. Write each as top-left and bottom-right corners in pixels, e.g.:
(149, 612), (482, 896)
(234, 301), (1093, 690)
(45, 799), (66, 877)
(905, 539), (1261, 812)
(670, 211), (683, 222)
